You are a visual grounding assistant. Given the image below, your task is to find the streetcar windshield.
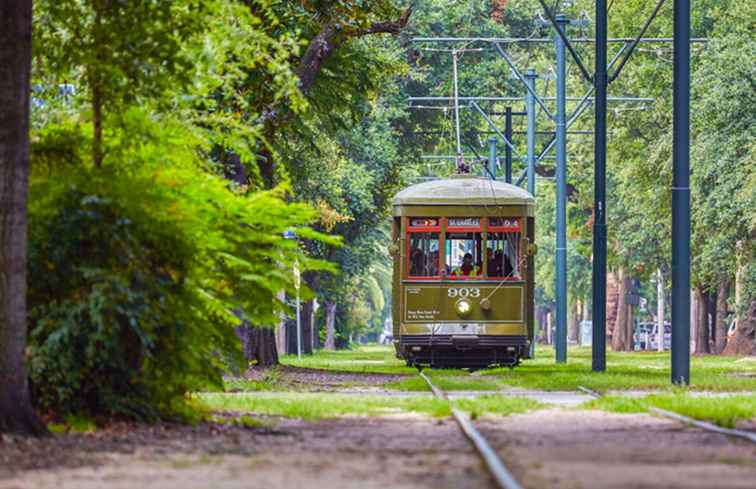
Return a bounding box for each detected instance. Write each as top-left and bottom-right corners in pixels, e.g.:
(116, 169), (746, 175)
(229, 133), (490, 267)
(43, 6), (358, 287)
(445, 232), (483, 277)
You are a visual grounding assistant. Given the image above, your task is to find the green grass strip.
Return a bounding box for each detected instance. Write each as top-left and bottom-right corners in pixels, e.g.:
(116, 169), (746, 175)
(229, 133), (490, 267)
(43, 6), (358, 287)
(199, 392), (542, 421)
(583, 392), (756, 428)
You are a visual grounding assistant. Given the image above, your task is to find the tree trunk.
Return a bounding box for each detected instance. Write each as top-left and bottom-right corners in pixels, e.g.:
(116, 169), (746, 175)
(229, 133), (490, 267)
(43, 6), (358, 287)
(723, 240), (755, 355)
(275, 290), (286, 354)
(91, 4), (103, 168)
(324, 301), (336, 350)
(568, 300), (580, 345)
(249, 326), (279, 367)
(606, 270), (620, 343)
(656, 269), (665, 352)
(690, 288), (698, 353)
(626, 300), (635, 352)
(694, 286), (710, 354)
(611, 268), (631, 351)
(0, 0), (46, 435)
(301, 299), (314, 355)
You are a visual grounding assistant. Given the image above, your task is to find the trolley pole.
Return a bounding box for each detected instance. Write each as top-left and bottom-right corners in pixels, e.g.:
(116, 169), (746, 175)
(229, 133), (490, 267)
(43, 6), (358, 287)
(555, 15), (569, 364)
(671, 0), (691, 385)
(505, 107), (513, 183)
(592, 0), (608, 372)
(488, 137), (498, 180)
(525, 69), (537, 196)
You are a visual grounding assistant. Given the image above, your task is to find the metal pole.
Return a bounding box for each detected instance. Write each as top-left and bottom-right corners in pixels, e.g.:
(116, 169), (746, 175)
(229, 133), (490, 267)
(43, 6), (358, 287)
(555, 15), (568, 364)
(525, 69), (537, 195)
(296, 289), (302, 360)
(592, 0), (608, 372)
(488, 137), (497, 180)
(505, 107), (513, 183)
(657, 269), (665, 352)
(671, 0), (690, 385)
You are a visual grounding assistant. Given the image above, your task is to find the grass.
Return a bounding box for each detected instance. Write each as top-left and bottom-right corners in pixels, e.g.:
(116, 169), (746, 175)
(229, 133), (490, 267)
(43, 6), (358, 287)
(198, 392), (543, 421)
(280, 345), (420, 375)
(583, 392), (756, 428)
(283, 344), (756, 393)
(482, 346), (756, 393)
(200, 392), (450, 420)
(386, 376), (501, 392)
(455, 395), (542, 420)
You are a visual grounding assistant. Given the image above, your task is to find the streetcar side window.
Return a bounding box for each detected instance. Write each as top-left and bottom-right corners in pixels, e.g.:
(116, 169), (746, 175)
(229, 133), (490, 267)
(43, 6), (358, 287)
(408, 232), (440, 277)
(445, 232), (483, 278)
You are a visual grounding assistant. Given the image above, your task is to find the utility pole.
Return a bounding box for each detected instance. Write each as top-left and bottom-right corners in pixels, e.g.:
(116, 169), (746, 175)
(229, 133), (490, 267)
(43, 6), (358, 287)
(592, 0), (608, 372)
(671, 0), (691, 384)
(554, 14), (569, 364)
(488, 137), (498, 180)
(525, 69), (537, 196)
(657, 269), (665, 352)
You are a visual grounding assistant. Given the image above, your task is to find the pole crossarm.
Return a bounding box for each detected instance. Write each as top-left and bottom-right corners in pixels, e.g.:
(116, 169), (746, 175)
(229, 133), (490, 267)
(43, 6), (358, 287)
(411, 37), (707, 44)
(535, 0), (593, 83)
(408, 96), (653, 103)
(470, 101), (524, 159)
(492, 43), (555, 120)
(609, 0), (668, 83)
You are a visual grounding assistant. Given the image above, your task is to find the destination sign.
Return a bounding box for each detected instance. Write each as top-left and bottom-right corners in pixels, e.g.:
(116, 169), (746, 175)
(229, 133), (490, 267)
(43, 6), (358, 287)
(410, 218), (439, 227)
(489, 218), (520, 229)
(448, 217), (480, 228)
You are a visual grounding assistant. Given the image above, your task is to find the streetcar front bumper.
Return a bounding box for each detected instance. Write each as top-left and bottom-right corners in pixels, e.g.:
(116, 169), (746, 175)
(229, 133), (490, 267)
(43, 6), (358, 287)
(399, 334), (529, 369)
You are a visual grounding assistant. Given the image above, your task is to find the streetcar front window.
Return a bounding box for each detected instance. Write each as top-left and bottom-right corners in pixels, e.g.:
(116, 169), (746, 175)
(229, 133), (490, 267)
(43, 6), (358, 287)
(445, 232), (483, 278)
(407, 217), (441, 278)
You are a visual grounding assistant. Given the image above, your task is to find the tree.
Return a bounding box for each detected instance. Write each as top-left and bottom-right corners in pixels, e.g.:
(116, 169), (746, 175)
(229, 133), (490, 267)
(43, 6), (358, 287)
(35, 0), (202, 167)
(0, 0), (46, 435)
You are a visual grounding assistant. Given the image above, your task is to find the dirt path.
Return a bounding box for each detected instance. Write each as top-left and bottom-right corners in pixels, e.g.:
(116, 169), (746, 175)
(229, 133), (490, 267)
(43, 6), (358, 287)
(2, 366), (755, 489)
(0, 417), (494, 489)
(478, 409), (756, 489)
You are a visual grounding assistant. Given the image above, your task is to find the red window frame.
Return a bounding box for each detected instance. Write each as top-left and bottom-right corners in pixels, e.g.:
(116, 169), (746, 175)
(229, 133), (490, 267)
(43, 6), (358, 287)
(445, 217), (484, 280)
(406, 218), (441, 280)
(485, 217), (522, 281)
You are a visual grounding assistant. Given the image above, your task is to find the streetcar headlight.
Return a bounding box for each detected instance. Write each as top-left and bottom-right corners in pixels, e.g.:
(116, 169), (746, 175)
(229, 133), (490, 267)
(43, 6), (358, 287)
(455, 298), (472, 317)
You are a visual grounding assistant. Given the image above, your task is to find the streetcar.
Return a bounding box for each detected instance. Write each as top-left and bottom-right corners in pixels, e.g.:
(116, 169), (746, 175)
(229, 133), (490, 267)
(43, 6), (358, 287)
(390, 174), (536, 369)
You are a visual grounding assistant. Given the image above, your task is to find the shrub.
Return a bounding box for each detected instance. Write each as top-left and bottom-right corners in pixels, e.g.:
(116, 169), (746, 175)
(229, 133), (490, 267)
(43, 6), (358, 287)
(27, 110), (337, 420)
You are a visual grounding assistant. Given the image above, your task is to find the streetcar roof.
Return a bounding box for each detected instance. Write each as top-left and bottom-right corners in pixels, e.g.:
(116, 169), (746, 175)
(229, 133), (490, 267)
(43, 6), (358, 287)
(392, 175), (535, 207)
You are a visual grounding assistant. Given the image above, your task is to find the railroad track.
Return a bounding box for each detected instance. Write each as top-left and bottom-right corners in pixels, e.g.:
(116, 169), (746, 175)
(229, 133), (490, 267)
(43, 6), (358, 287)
(577, 385), (756, 444)
(418, 370), (524, 489)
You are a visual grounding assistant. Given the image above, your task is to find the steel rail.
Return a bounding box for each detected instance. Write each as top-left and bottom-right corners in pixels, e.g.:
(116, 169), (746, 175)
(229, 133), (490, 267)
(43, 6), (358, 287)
(419, 371), (524, 489)
(577, 386), (756, 444)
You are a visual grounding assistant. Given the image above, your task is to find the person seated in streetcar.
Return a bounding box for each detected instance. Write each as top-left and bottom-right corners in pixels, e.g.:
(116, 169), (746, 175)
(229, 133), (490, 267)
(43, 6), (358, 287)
(410, 248), (424, 276)
(427, 250), (439, 276)
(453, 253), (479, 277)
(487, 248), (501, 276)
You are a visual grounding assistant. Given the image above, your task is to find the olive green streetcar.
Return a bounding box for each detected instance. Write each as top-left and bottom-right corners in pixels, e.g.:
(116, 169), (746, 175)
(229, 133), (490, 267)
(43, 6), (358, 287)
(391, 175), (536, 369)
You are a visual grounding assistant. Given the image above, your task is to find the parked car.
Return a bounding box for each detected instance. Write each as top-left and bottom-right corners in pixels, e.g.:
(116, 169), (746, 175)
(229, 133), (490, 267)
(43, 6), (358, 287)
(634, 321), (671, 350)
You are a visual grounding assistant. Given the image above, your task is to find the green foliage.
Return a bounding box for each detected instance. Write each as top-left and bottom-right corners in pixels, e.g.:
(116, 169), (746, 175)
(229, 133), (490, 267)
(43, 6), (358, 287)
(27, 109), (336, 420)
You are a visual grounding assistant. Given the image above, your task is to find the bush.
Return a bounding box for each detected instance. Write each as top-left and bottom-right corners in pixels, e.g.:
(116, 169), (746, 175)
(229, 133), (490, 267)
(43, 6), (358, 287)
(27, 110), (337, 420)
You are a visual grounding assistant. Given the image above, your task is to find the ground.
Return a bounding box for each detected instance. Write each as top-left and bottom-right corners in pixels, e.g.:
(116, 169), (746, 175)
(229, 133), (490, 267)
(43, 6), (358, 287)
(2, 345), (755, 489)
